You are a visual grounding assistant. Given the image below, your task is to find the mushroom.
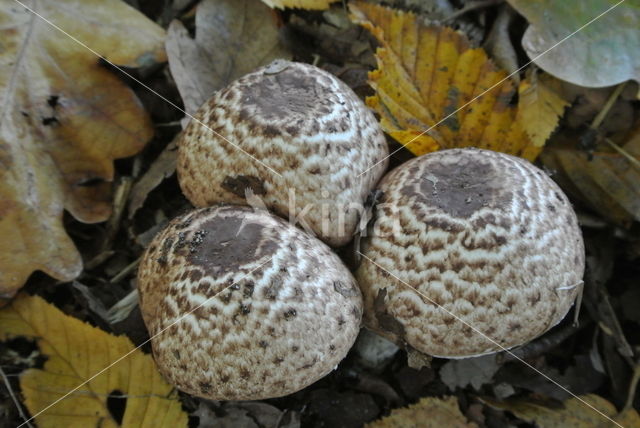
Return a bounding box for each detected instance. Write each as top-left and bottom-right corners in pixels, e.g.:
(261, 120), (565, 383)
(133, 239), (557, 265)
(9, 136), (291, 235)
(356, 148), (585, 358)
(137, 205), (362, 400)
(177, 59), (388, 247)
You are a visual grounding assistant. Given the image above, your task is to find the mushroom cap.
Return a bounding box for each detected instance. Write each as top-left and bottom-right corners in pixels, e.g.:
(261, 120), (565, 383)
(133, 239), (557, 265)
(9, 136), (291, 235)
(138, 205), (363, 400)
(356, 148), (585, 358)
(177, 59), (388, 247)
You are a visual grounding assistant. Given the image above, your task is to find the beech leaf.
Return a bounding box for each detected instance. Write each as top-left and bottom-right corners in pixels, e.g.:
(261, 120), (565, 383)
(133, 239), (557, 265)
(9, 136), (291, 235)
(349, 1), (546, 161)
(0, 294), (188, 428)
(482, 394), (640, 427)
(366, 396), (477, 428)
(516, 72), (570, 147)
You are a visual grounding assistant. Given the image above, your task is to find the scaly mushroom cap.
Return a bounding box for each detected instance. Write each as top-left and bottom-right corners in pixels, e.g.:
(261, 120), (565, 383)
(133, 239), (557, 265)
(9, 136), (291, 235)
(177, 60), (388, 247)
(138, 206), (363, 400)
(356, 148), (585, 358)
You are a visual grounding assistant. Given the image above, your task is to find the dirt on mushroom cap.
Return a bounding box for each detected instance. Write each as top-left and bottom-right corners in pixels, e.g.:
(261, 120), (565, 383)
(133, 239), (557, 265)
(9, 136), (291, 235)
(356, 148), (585, 358)
(137, 205), (363, 400)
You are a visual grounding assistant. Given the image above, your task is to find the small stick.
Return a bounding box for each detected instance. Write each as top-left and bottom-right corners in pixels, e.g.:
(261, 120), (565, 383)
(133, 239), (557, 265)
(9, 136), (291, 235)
(604, 137), (640, 170)
(588, 81), (640, 172)
(101, 177), (133, 252)
(498, 322), (587, 363)
(110, 258), (141, 284)
(0, 366), (34, 428)
(590, 82), (627, 129)
(622, 361), (640, 414)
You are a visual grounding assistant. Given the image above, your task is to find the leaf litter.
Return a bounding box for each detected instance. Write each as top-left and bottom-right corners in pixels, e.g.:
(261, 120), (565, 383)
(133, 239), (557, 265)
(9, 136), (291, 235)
(1, 1), (640, 427)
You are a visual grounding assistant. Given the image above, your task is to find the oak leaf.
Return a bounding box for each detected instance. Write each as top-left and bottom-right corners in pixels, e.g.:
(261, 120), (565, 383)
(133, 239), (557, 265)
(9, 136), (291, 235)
(367, 396), (477, 428)
(0, 294), (188, 428)
(349, 1), (549, 161)
(0, 0), (165, 298)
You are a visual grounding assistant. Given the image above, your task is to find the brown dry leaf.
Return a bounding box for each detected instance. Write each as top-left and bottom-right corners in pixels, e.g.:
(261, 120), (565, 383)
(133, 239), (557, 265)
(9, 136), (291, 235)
(540, 128), (640, 228)
(261, 0), (339, 10)
(135, 0), (292, 220)
(0, 294), (187, 428)
(0, 0), (165, 299)
(517, 72), (569, 147)
(166, 0), (291, 116)
(482, 394), (639, 427)
(349, 1), (544, 161)
(128, 140), (178, 219)
(366, 396), (477, 428)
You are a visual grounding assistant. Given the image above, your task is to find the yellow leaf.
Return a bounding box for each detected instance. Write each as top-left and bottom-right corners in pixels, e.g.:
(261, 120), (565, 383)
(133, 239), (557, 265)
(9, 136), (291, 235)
(261, 0), (338, 10)
(482, 394), (640, 428)
(0, 294), (187, 428)
(367, 396), (477, 428)
(0, 0), (165, 299)
(540, 128), (640, 228)
(350, 1), (544, 161)
(516, 73), (569, 147)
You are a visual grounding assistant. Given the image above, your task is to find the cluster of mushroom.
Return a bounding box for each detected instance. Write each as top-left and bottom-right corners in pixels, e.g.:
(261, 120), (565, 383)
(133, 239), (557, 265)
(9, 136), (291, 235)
(137, 59), (585, 401)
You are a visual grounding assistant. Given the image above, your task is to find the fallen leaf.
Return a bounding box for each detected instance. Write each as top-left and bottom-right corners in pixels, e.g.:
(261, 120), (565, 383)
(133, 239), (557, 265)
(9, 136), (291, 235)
(349, 1), (542, 161)
(482, 394), (640, 428)
(307, 389), (380, 427)
(143, 0), (291, 219)
(440, 354), (501, 391)
(483, 4), (520, 84)
(540, 128), (640, 227)
(516, 72), (570, 147)
(366, 396), (477, 428)
(167, 0), (291, 115)
(0, 294), (187, 428)
(194, 401), (299, 428)
(0, 0), (165, 299)
(507, 0), (640, 88)
(128, 140), (178, 219)
(261, 0), (339, 10)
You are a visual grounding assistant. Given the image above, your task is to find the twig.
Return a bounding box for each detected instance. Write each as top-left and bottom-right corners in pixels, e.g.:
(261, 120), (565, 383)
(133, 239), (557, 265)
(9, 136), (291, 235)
(590, 82), (627, 129)
(604, 137), (640, 170)
(0, 366), (34, 428)
(106, 289), (140, 324)
(110, 258), (141, 284)
(101, 177), (133, 252)
(622, 361), (640, 414)
(588, 81), (640, 172)
(84, 250), (115, 270)
(497, 322), (588, 363)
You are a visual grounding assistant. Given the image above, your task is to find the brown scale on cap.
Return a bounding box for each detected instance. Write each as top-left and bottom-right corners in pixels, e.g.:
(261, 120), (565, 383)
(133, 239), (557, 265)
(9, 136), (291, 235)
(138, 206), (363, 400)
(356, 148), (585, 358)
(177, 60), (388, 247)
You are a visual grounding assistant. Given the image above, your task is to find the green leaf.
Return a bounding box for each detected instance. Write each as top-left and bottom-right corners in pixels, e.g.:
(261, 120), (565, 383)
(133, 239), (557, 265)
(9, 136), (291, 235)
(508, 0), (640, 88)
